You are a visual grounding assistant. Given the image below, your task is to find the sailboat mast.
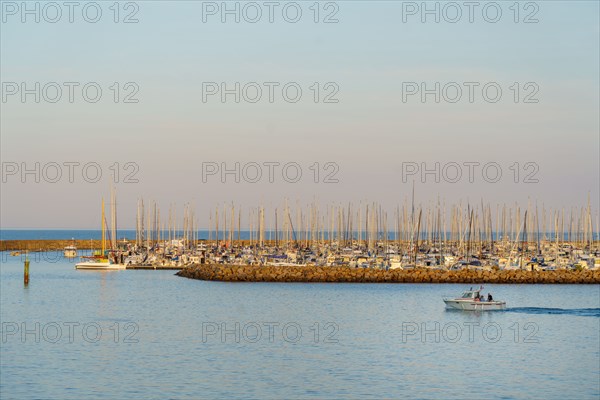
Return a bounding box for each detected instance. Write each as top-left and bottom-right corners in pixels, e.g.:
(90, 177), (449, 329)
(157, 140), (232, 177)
(101, 198), (106, 254)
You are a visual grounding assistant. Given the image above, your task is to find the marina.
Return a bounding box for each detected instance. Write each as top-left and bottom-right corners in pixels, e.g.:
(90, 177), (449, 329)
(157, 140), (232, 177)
(5, 192), (599, 283)
(50, 193), (600, 274)
(3, 199), (599, 277)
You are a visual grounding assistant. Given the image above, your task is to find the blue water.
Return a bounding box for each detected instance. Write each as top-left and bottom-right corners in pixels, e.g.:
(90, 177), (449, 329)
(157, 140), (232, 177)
(1, 254), (599, 399)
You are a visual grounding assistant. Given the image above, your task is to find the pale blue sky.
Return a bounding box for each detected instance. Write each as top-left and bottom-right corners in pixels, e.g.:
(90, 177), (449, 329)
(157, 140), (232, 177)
(1, 1), (598, 228)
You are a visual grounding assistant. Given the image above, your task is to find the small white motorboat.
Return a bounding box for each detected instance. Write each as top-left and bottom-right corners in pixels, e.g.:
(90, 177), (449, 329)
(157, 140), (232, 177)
(64, 245), (77, 258)
(443, 287), (506, 311)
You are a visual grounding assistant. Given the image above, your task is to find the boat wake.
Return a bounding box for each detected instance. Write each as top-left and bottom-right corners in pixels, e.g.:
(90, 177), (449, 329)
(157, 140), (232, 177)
(506, 307), (600, 317)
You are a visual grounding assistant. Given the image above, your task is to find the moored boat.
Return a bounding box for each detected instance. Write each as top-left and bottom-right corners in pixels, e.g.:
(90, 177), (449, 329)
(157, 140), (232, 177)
(64, 239), (77, 258)
(75, 258), (126, 270)
(75, 188), (126, 271)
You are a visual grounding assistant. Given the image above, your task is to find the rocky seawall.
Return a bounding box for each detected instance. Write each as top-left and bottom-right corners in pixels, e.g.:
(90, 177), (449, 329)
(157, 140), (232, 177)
(176, 264), (600, 284)
(0, 240), (106, 251)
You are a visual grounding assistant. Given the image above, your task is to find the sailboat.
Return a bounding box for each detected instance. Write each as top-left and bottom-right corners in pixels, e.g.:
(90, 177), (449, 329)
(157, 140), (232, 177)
(76, 189), (126, 270)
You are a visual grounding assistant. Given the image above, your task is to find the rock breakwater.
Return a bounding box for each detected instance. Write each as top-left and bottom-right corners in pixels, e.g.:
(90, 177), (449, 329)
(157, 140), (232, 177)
(177, 264), (600, 284)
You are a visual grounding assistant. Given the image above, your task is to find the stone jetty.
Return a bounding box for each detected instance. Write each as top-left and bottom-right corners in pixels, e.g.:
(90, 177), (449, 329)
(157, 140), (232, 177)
(177, 264), (600, 284)
(1, 240), (107, 252)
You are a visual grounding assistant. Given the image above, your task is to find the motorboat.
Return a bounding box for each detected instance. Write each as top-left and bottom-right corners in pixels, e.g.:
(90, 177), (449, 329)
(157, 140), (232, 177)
(443, 287), (506, 311)
(64, 246), (77, 258)
(64, 239), (77, 258)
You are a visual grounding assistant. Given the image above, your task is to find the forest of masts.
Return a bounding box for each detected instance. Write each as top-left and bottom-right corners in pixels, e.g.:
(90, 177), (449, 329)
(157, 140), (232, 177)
(134, 198), (599, 252)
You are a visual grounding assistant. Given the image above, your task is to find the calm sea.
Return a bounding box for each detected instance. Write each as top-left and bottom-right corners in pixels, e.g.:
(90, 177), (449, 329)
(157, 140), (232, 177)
(0, 254), (598, 399)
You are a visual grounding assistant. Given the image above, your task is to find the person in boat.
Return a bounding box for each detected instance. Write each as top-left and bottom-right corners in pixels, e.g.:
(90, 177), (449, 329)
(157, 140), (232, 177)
(487, 293), (493, 302)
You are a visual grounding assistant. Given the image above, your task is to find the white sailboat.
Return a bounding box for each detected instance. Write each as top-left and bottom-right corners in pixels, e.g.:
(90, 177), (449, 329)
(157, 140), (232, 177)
(76, 188), (126, 270)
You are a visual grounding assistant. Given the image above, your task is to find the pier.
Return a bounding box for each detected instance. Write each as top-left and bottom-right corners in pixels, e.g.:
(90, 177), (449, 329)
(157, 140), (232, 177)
(126, 265), (182, 270)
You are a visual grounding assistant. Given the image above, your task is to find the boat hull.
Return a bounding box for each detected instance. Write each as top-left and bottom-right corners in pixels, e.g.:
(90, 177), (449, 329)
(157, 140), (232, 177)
(443, 299), (506, 311)
(75, 262), (126, 270)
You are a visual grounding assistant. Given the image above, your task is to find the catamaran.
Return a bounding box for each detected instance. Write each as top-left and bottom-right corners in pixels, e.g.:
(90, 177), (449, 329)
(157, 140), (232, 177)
(443, 287), (506, 311)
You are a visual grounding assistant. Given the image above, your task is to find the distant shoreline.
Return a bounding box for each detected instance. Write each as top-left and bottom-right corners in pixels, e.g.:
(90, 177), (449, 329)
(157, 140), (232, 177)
(177, 264), (600, 284)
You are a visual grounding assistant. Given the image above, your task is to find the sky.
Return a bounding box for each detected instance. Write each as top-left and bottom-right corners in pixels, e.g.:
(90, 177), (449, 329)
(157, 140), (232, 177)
(1, 0), (598, 229)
